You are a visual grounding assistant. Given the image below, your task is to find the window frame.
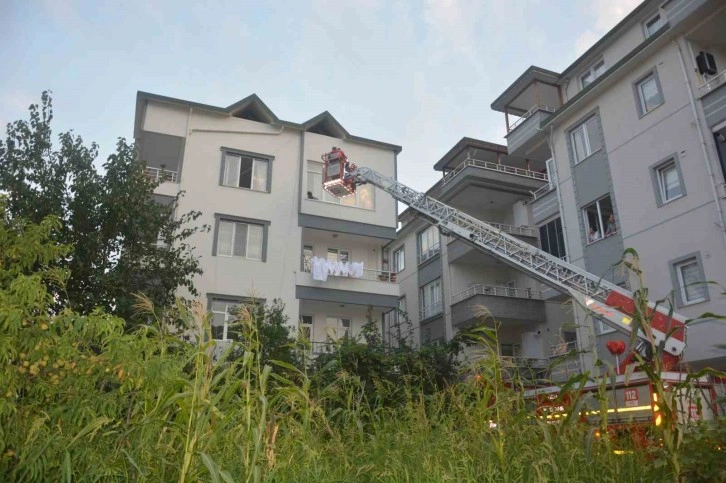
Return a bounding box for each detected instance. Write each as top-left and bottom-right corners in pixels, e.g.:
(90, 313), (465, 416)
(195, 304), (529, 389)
(650, 154), (686, 206)
(325, 316), (352, 340)
(580, 59), (606, 88)
(633, 68), (664, 118)
(419, 278), (442, 320)
(581, 196), (614, 245)
(305, 160), (375, 210)
(569, 115), (602, 164)
(392, 246), (405, 273)
(643, 13), (664, 38)
(538, 217), (567, 260)
(669, 253), (709, 307)
(219, 147), (273, 193)
(212, 213), (270, 261)
(207, 294), (265, 342)
(417, 225), (440, 265)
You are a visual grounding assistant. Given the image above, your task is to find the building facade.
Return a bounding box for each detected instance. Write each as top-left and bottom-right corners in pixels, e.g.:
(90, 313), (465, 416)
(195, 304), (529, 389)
(134, 92), (401, 353)
(391, 0), (726, 373)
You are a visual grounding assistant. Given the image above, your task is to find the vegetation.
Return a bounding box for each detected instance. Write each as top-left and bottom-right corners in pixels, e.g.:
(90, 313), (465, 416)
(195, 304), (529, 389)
(2, 206), (725, 482)
(0, 92), (208, 323)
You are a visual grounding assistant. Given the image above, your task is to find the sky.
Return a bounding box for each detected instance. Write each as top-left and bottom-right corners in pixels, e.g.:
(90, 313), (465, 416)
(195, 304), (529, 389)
(0, 0), (640, 193)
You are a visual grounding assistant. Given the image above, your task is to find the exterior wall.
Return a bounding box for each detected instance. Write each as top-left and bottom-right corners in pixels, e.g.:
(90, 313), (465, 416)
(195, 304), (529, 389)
(387, 222), (421, 344)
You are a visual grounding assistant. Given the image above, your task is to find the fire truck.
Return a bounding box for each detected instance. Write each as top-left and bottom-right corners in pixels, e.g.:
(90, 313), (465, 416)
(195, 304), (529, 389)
(320, 149), (725, 430)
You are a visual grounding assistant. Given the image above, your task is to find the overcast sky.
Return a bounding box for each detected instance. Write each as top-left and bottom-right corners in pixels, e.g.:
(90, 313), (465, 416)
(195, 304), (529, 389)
(0, 0), (639, 193)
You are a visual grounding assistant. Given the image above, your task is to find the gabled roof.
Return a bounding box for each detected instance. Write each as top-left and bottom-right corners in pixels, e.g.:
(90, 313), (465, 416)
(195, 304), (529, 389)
(134, 91), (401, 153)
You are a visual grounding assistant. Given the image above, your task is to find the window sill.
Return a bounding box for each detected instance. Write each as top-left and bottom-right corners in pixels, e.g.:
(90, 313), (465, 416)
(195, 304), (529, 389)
(304, 197), (375, 212)
(660, 194), (684, 206)
(220, 184), (269, 194)
(574, 148), (603, 165)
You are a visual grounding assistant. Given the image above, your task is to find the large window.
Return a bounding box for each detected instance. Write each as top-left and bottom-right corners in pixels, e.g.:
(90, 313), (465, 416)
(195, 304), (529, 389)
(419, 278), (442, 320)
(673, 256), (708, 306)
(326, 316), (351, 339)
(392, 246), (405, 273)
(539, 217), (566, 259)
(581, 60), (606, 88)
(327, 248), (350, 263)
(221, 151), (269, 192)
(306, 161), (374, 209)
(210, 298), (262, 341)
(570, 116), (602, 163)
(582, 196), (614, 244)
(417, 225), (440, 264)
(216, 220), (264, 259)
(634, 70), (664, 116)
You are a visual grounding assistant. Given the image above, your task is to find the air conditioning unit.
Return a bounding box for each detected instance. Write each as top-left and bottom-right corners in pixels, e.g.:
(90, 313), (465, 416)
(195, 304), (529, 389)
(696, 51), (717, 76)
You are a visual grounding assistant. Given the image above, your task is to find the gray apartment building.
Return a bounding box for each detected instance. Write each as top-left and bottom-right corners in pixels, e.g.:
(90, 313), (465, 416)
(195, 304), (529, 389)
(386, 0), (726, 373)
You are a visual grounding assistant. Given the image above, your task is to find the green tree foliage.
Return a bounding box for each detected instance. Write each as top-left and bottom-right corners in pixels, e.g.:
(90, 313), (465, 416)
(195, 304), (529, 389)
(0, 92), (208, 322)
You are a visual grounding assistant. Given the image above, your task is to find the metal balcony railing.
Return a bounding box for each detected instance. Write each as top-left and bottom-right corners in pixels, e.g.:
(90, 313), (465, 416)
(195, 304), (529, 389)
(419, 301), (443, 320)
(450, 284), (542, 305)
(417, 244), (440, 264)
(531, 181), (556, 200)
(301, 256), (397, 283)
(508, 104), (557, 132)
(500, 356), (550, 369)
(144, 167), (178, 183)
(441, 158), (549, 186)
(549, 340), (577, 357)
(698, 70), (726, 98)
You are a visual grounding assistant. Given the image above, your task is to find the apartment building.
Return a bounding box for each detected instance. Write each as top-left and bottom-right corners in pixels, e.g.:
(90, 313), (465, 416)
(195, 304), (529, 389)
(134, 91), (401, 353)
(388, 0), (726, 374)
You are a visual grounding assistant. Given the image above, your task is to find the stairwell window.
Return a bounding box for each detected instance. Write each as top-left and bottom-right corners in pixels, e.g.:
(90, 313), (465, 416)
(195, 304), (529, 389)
(634, 70), (664, 117)
(392, 246), (405, 273)
(539, 217), (566, 259)
(570, 116), (602, 164)
(213, 215), (269, 261)
(417, 225), (440, 264)
(221, 150), (270, 192)
(419, 278), (442, 320)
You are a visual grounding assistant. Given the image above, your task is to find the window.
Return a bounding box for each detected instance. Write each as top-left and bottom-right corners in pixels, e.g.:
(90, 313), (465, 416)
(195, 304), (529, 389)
(306, 160), (375, 209)
(417, 225), (440, 264)
(213, 215), (269, 260)
(419, 278), (442, 320)
(635, 71), (664, 116)
(385, 296), (408, 346)
(594, 317), (616, 335)
(582, 196), (614, 244)
(221, 151), (269, 191)
(658, 161), (684, 203)
(299, 315), (313, 340)
(326, 316), (351, 339)
(327, 248), (349, 263)
(302, 245), (313, 272)
(570, 116), (602, 163)
(392, 247), (405, 273)
(581, 60), (606, 88)
(673, 257), (708, 306)
(209, 298), (262, 341)
(500, 343), (522, 358)
(539, 217), (567, 259)
(644, 13), (663, 38)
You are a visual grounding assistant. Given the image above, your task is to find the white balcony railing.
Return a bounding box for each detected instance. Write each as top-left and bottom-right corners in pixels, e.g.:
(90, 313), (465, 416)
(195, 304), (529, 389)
(417, 244), (440, 264)
(441, 158), (549, 186)
(550, 340), (577, 357)
(301, 257), (397, 283)
(144, 166), (178, 183)
(500, 356), (549, 369)
(698, 70), (726, 98)
(451, 284), (542, 305)
(419, 301), (443, 320)
(508, 104), (557, 132)
(488, 222), (537, 238)
(531, 181), (556, 200)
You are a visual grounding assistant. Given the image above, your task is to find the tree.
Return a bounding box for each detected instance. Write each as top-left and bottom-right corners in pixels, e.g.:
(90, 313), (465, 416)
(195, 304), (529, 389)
(0, 92), (208, 323)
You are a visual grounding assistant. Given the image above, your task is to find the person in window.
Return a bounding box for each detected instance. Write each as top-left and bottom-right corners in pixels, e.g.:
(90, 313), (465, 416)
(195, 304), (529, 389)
(307, 191), (318, 200)
(605, 214), (617, 236)
(588, 227), (601, 243)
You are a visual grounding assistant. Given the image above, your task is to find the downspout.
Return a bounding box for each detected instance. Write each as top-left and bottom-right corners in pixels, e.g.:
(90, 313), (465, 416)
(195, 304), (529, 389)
(674, 37), (726, 250)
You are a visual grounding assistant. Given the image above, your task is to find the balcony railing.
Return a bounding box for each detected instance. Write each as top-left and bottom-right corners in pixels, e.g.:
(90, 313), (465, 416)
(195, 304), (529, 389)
(301, 258), (397, 283)
(441, 158), (549, 186)
(419, 301), (443, 320)
(451, 284), (542, 305)
(144, 166), (178, 183)
(500, 356), (549, 369)
(508, 104), (557, 132)
(698, 70), (726, 98)
(417, 244), (440, 264)
(531, 181), (556, 200)
(550, 340), (577, 357)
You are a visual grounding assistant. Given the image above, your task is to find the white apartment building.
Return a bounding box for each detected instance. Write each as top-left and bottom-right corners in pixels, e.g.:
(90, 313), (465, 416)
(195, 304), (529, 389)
(389, 0), (726, 374)
(134, 92), (401, 352)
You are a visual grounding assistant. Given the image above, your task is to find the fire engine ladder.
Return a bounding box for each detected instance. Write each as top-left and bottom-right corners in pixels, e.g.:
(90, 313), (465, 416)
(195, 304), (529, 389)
(351, 167), (685, 357)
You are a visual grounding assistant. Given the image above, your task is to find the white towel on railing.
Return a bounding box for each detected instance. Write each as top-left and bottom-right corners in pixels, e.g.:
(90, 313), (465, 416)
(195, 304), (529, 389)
(312, 256), (328, 282)
(340, 261), (350, 277)
(350, 262), (364, 278)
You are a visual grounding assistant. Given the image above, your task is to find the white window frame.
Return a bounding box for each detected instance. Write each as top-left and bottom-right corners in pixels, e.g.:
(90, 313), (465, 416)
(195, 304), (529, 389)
(570, 116), (601, 164)
(216, 220), (264, 260)
(417, 225), (440, 264)
(580, 60), (605, 88)
(581, 196), (613, 245)
(595, 318), (616, 335)
(326, 247), (350, 263)
(326, 316), (351, 340)
(210, 299), (240, 341)
(636, 73), (664, 115)
(419, 278), (442, 320)
(222, 152), (269, 192)
(675, 259), (707, 305)
(299, 315), (313, 340)
(306, 160), (375, 210)
(657, 160), (684, 203)
(392, 247), (405, 273)
(643, 13), (663, 38)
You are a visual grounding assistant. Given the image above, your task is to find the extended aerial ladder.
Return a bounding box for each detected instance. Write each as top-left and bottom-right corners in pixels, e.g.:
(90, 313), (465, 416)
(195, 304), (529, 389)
(321, 150), (687, 370)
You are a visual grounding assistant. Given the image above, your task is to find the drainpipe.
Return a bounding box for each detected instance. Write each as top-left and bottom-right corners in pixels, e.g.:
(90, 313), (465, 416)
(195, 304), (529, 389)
(674, 37), (726, 250)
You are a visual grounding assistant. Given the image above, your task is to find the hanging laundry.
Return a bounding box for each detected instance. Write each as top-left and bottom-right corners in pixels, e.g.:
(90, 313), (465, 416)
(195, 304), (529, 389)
(340, 261), (350, 277)
(332, 260), (342, 276)
(311, 256), (328, 282)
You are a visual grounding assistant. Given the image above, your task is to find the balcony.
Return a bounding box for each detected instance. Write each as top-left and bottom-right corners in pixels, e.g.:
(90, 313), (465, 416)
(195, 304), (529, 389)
(699, 71), (726, 128)
(505, 105), (556, 157)
(450, 284), (545, 328)
(301, 261), (397, 283)
(144, 166), (178, 183)
(419, 301), (443, 321)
